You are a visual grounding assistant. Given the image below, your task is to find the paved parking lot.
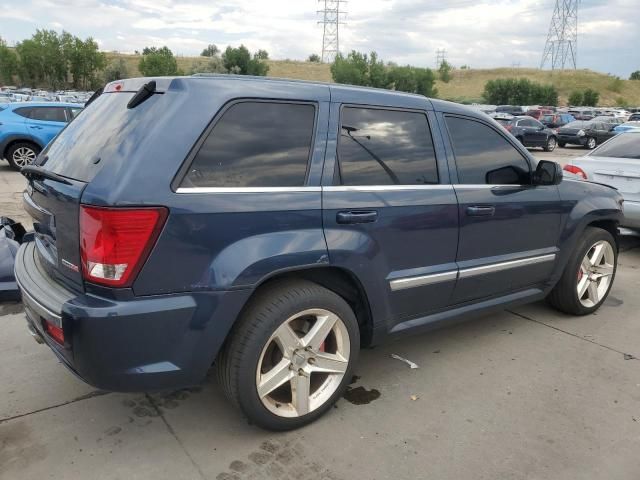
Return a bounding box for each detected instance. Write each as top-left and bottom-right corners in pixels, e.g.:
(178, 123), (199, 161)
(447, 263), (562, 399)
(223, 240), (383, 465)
(2, 147), (639, 480)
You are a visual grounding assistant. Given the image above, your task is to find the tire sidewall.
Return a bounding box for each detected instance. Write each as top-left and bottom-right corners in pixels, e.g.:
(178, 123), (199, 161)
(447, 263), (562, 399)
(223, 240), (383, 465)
(236, 285), (360, 430)
(7, 142), (40, 170)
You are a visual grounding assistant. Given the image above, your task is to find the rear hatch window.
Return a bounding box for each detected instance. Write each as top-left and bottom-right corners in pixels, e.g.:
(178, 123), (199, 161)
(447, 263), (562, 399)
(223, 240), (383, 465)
(38, 91), (135, 182)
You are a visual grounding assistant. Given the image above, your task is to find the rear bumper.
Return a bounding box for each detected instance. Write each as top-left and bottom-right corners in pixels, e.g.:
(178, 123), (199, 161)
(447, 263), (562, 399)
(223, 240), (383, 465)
(14, 242), (251, 392)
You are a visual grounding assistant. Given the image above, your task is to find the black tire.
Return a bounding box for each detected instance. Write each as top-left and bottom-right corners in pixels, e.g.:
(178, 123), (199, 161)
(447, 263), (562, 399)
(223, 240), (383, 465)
(544, 136), (557, 152)
(6, 142), (40, 170)
(585, 137), (597, 150)
(547, 227), (617, 315)
(216, 279), (360, 431)
(558, 141), (566, 148)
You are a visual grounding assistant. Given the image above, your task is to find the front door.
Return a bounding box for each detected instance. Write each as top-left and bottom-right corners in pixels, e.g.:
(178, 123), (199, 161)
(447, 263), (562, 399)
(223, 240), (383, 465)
(323, 102), (459, 326)
(25, 106), (68, 146)
(441, 114), (563, 304)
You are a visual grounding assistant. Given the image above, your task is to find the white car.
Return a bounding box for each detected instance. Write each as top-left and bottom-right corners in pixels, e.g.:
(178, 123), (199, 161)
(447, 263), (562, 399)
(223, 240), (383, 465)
(564, 132), (640, 230)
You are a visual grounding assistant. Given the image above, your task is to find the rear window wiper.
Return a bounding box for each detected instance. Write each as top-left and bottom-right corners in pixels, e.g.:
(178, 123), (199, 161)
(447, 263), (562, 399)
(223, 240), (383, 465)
(127, 81), (157, 109)
(21, 165), (72, 185)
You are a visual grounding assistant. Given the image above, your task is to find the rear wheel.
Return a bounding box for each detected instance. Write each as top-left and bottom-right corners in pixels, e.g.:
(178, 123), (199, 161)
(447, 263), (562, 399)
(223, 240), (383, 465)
(544, 136), (557, 152)
(216, 279), (360, 430)
(548, 227), (617, 315)
(6, 142), (40, 170)
(585, 137), (597, 149)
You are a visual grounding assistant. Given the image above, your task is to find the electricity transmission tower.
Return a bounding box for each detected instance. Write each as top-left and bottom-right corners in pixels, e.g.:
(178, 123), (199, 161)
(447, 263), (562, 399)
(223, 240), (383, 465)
(435, 49), (447, 68)
(317, 0), (347, 63)
(540, 0), (579, 70)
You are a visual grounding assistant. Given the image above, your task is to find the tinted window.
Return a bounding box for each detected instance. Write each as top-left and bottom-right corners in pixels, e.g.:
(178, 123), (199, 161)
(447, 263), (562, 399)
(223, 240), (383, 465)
(564, 121), (586, 129)
(518, 118), (536, 127)
(183, 102), (315, 188)
(338, 107), (438, 186)
(14, 107), (32, 118)
(591, 133), (640, 159)
(29, 107), (67, 122)
(446, 116), (530, 185)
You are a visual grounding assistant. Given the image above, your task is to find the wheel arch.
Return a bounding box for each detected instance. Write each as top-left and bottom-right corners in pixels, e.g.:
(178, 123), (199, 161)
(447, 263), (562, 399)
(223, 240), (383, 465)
(243, 265), (375, 347)
(2, 137), (43, 159)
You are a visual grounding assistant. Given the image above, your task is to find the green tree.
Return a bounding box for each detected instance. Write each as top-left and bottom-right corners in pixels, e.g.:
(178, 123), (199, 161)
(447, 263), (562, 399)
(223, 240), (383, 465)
(138, 46), (178, 76)
(16, 29), (67, 89)
(200, 44), (219, 57)
(189, 56), (226, 74)
(482, 78), (558, 105)
(630, 71), (640, 81)
(104, 57), (129, 82)
(438, 60), (452, 83)
(330, 51), (390, 88)
(582, 88), (600, 106)
(307, 53), (321, 62)
(222, 45), (268, 76)
(568, 91), (583, 105)
(254, 49), (269, 60)
(0, 37), (18, 84)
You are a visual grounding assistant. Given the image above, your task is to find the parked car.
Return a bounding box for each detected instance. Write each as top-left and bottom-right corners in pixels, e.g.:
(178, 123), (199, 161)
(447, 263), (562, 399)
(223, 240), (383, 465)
(0, 102), (83, 169)
(628, 113), (640, 122)
(525, 109), (553, 120)
(495, 116), (558, 151)
(495, 105), (526, 116)
(613, 121), (640, 133)
(563, 132), (640, 230)
(592, 116), (625, 125)
(540, 113), (575, 129)
(568, 109), (596, 121)
(14, 76), (623, 430)
(557, 120), (617, 149)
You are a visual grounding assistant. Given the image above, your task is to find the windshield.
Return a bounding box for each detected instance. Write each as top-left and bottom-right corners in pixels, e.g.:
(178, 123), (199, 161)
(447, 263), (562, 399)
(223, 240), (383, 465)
(563, 121), (587, 129)
(590, 133), (640, 159)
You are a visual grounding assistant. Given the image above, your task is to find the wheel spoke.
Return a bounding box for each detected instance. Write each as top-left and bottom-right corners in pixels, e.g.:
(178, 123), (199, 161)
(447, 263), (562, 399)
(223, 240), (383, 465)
(291, 374), (310, 415)
(587, 281), (600, 303)
(273, 323), (302, 354)
(310, 352), (348, 375)
(592, 263), (614, 278)
(257, 358), (294, 398)
(589, 243), (605, 266)
(302, 313), (337, 350)
(577, 276), (590, 298)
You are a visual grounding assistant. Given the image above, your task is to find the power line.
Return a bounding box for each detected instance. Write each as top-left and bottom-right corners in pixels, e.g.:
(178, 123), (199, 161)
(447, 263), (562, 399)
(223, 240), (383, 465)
(541, 0), (579, 69)
(317, 0), (347, 63)
(436, 48), (447, 68)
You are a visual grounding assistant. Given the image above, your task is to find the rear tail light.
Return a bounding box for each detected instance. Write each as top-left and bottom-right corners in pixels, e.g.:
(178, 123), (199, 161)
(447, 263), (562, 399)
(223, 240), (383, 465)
(43, 320), (64, 345)
(563, 164), (588, 180)
(104, 81), (124, 93)
(79, 206), (168, 287)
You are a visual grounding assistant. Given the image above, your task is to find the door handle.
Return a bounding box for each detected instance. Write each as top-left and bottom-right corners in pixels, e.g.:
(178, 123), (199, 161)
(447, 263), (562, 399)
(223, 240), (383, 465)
(466, 206), (495, 217)
(336, 210), (378, 224)
(29, 126), (43, 129)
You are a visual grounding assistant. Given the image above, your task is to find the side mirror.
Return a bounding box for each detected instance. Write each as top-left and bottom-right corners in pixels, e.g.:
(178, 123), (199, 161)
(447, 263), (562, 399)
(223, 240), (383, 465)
(533, 160), (562, 186)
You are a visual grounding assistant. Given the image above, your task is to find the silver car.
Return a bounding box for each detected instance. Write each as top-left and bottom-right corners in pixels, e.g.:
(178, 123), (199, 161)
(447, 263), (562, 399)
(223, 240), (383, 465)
(565, 131), (640, 229)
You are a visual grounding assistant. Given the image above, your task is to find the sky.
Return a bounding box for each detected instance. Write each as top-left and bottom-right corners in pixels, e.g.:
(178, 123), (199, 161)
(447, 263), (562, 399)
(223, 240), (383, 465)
(0, 0), (637, 77)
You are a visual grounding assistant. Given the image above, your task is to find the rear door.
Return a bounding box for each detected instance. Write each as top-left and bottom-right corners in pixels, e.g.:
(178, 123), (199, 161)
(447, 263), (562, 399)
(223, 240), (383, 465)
(441, 114), (563, 303)
(520, 118), (547, 146)
(322, 102), (459, 326)
(25, 106), (67, 146)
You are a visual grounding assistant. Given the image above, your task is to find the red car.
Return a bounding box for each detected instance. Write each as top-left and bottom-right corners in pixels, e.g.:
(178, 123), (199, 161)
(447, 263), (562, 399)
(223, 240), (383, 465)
(526, 109), (554, 120)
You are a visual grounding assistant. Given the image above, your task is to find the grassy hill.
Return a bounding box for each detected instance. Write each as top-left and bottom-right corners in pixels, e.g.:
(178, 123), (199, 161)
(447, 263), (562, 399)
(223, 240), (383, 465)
(108, 53), (640, 106)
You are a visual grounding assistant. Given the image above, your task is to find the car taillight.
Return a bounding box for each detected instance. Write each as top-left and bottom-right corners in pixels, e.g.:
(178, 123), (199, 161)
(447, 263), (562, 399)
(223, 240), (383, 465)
(563, 164), (588, 180)
(44, 320), (64, 345)
(79, 206), (168, 287)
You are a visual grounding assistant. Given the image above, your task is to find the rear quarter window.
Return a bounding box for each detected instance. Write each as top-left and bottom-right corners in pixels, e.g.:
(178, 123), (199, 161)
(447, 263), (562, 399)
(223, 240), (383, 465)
(180, 101), (316, 188)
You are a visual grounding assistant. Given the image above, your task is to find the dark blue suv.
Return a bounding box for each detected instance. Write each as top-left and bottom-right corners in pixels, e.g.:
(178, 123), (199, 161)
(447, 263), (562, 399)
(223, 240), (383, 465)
(14, 76), (623, 430)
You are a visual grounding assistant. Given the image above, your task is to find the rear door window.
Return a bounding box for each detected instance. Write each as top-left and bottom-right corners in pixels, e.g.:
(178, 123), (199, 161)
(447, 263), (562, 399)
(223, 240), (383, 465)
(445, 116), (531, 185)
(14, 107), (32, 118)
(337, 107), (438, 185)
(181, 101), (316, 188)
(28, 107), (67, 122)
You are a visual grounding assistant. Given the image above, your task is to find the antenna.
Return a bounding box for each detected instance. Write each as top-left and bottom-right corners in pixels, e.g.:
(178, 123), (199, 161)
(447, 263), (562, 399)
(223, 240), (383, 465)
(317, 0), (347, 63)
(541, 0), (579, 69)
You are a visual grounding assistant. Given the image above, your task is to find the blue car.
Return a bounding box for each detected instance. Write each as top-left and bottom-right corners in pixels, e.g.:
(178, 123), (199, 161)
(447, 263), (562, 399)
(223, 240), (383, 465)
(14, 77), (623, 430)
(613, 121), (640, 133)
(0, 102), (83, 169)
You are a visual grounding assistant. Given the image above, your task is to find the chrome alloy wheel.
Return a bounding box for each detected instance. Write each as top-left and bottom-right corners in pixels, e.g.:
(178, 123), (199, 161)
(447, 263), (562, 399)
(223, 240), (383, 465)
(577, 240), (615, 308)
(12, 146), (37, 167)
(256, 308), (350, 418)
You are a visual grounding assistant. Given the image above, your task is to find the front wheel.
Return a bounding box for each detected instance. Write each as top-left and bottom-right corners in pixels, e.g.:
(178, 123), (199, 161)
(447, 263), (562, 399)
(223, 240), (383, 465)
(544, 136), (557, 152)
(547, 227), (617, 315)
(216, 279), (360, 430)
(585, 137), (597, 149)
